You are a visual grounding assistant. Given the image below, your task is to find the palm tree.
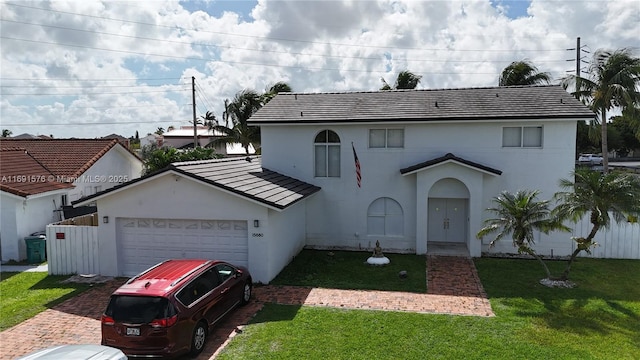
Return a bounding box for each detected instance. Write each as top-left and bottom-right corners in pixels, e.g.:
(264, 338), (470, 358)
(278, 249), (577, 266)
(262, 81), (292, 104)
(210, 89), (262, 154)
(562, 48), (640, 172)
(498, 60), (551, 86)
(553, 168), (640, 280)
(154, 127), (164, 135)
(477, 190), (569, 278)
(1, 129), (12, 137)
(380, 70), (422, 90)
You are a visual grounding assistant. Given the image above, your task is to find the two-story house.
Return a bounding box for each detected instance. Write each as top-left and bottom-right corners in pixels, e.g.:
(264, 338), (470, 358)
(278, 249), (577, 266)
(75, 85), (594, 283)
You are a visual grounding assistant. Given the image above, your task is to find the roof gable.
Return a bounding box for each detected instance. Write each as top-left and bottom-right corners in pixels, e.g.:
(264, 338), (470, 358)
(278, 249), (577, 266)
(0, 148), (73, 197)
(0, 139), (138, 178)
(249, 85), (595, 124)
(400, 153), (502, 176)
(75, 156), (321, 210)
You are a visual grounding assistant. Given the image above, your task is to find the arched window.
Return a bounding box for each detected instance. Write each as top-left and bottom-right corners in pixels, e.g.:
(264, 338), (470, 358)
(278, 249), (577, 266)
(367, 197), (403, 236)
(314, 130), (340, 177)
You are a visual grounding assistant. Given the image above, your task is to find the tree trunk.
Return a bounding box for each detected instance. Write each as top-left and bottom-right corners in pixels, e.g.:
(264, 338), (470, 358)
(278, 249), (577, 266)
(601, 108), (608, 173)
(520, 246), (552, 279)
(560, 222), (600, 280)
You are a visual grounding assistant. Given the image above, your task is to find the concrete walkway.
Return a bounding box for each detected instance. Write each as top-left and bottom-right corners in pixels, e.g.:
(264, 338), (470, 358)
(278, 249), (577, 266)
(0, 263), (48, 273)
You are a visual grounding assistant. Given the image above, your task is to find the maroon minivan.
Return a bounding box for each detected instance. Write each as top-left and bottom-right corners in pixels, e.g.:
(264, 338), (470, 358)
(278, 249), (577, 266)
(101, 259), (252, 358)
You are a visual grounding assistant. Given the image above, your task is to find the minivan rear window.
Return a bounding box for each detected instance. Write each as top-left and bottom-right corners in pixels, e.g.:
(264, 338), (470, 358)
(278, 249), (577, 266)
(106, 296), (176, 323)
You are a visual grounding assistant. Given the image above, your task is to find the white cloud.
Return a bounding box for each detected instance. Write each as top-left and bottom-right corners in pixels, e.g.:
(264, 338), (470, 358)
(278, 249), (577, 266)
(0, 0), (637, 138)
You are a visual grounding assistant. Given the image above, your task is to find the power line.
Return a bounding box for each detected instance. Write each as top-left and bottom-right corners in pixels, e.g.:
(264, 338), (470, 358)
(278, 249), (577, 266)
(1, 88), (189, 96)
(0, 17), (571, 64)
(3, 2), (573, 53)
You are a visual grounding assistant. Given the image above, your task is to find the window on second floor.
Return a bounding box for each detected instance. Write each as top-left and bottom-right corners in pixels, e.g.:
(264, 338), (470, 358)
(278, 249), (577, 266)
(314, 130), (340, 177)
(369, 129), (404, 148)
(502, 126), (542, 148)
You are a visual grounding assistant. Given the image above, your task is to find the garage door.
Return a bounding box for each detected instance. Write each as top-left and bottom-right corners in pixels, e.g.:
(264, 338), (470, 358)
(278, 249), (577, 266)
(117, 218), (248, 276)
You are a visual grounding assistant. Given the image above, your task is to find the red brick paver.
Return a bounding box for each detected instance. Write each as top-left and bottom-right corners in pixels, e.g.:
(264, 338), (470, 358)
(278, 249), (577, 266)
(0, 256), (493, 359)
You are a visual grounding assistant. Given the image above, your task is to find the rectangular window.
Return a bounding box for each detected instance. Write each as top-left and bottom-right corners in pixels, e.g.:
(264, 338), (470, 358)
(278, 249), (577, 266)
(502, 126), (542, 148)
(369, 129), (404, 148)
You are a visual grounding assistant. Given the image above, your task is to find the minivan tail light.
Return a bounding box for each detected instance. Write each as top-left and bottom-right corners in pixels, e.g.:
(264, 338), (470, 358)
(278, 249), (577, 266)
(101, 314), (115, 325)
(150, 314), (178, 328)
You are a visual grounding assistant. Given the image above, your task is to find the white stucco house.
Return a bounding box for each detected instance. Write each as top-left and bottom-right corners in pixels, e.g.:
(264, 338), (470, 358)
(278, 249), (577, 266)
(0, 139), (143, 262)
(73, 85), (594, 283)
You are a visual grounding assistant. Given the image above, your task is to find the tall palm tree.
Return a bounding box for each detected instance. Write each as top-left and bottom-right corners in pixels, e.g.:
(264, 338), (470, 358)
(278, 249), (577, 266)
(262, 81), (292, 104)
(210, 89), (262, 154)
(1, 129), (12, 137)
(499, 60), (551, 86)
(562, 48), (640, 172)
(380, 70), (422, 90)
(477, 190), (569, 278)
(553, 168), (640, 280)
(154, 127), (164, 135)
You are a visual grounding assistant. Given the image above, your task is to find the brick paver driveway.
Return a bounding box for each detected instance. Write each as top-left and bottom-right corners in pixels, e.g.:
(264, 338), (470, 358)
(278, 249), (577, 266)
(0, 256), (492, 359)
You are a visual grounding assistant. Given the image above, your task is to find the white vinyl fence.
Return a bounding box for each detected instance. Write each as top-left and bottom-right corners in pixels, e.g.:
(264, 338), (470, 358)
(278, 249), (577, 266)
(46, 223), (99, 275)
(573, 216), (640, 259)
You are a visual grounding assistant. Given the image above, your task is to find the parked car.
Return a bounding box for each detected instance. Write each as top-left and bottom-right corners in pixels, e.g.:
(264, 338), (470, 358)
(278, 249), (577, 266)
(101, 259), (252, 358)
(578, 154), (604, 164)
(17, 344), (127, 360)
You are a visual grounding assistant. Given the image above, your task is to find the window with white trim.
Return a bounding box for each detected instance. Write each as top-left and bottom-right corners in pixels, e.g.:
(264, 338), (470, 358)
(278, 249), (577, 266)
(369, 129), (404, 148)
(367, 197), (404, 236)
(502, 126), (542, 148)
(314, 130), (340, 177)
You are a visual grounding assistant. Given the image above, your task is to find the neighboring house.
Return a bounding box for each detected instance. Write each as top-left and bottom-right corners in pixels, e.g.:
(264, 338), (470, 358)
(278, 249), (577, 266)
(102, 134), (130, 149)
(0, 138), (143, 262)
(73, 85), (594, 283)
(162, 126), (256, 156)
(0, 148), (73, 262)
(140, 133), (163, 148)
(162, 126), (221, 149)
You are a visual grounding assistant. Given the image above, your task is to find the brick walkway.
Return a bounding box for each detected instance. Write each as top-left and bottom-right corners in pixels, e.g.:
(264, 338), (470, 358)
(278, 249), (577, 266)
(0, 255), (493, 359)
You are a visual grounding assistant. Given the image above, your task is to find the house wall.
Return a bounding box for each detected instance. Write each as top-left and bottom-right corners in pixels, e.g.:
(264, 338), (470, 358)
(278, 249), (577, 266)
(0, 192), (61, 262)
(68, 146), (143, 203)
(267, 201), (307, 280)
(260, 118), (579, 256)
(94, 173), (276, 282)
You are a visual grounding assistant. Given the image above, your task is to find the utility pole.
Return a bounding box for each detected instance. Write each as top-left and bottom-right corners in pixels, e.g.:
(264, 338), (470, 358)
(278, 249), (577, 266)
(576, 37), (580, 78)
(192, 76), (198, 148)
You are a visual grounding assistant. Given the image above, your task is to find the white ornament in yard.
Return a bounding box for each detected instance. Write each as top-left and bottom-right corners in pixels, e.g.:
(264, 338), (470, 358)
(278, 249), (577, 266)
(367, 240), (390, 265)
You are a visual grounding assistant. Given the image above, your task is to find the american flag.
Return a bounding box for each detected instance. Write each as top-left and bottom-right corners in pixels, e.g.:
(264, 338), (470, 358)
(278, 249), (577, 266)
(352, 143), (361, 188)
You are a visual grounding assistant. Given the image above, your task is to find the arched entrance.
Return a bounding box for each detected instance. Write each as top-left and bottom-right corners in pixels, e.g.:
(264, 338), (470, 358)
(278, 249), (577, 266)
(427, 178), (469, 255)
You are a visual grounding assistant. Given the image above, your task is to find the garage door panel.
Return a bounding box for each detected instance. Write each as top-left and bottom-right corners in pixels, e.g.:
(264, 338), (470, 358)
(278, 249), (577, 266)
(117, 218), (248, 276)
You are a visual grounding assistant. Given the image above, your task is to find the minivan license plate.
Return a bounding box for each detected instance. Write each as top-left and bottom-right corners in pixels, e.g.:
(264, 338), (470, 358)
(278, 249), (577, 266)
(126, 327), (140, 336)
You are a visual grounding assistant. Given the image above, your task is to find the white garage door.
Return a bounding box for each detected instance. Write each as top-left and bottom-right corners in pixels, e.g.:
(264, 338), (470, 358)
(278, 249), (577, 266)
(117, 218), (248, 276)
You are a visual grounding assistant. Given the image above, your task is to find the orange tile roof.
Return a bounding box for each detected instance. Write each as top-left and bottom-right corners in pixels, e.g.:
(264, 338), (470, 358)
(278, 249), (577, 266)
(0, 148), (73, 197)
(0, 138), (124, 178)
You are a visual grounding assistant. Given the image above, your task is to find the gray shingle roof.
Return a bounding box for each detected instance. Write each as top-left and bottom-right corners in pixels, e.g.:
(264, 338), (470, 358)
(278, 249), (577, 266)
(74, 156), (320, 210)
(249, 85), (595, 124)
(400, 153), (502, 176)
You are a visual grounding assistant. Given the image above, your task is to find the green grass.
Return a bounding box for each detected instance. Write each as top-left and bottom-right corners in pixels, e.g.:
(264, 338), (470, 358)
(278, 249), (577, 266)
(270, 249), (426, 292)
(0, 272), (92, 331)
(218, 258), (640, 360)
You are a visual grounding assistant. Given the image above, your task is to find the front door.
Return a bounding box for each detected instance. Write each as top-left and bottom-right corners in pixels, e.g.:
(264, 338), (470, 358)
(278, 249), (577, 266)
(428, 198), (467, 242)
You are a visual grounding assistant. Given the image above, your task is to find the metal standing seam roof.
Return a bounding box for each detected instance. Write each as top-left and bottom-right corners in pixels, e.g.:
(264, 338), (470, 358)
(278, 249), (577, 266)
(74, 156), (321, 210)
(248, 85), (595, 124)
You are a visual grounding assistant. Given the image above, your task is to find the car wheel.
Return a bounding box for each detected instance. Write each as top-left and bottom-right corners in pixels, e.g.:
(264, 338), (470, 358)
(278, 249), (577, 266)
(240, 281), (252, 305)
(190, 321), (207, 356)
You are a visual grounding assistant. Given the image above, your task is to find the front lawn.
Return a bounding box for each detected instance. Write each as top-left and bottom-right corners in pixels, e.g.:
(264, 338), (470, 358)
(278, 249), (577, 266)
(0, 272), (92, 331)
(218, 258), (640, 359)
(270, 249), (426, 292)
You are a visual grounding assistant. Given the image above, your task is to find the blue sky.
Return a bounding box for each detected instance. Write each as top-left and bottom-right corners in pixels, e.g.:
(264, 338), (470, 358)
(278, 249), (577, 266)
(0, 0), (636, 138)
